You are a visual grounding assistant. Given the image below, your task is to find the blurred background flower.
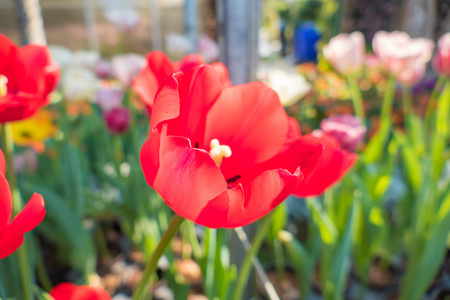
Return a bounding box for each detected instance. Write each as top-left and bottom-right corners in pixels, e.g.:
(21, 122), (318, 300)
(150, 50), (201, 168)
(104, 107), (131, 135)
(323, 31), (365, 76)
(320, 114), (367, 152)
(12, 110), (57, 153)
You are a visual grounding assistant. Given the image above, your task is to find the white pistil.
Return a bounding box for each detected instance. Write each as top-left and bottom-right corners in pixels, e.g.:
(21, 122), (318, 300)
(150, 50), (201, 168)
(0, 75), (8, 97)
(209, 138), (232, 166)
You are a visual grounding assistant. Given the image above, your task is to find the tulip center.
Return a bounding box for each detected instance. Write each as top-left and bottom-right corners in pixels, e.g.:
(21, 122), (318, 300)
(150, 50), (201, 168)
(0, 75), (8, 97)
(209, 139), (231, 167)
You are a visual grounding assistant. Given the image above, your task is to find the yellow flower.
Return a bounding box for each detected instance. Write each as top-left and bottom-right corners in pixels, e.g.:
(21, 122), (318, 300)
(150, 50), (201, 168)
(12, 110), (56, 153)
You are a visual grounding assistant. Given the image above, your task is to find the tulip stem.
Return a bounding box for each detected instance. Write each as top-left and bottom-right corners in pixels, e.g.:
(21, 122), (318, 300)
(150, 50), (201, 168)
(0, 124), (33, 300)
(381, 77), (396, 121)
(347, 76), (365, 121)
(132, 214), (185, 300)
(233, 212), (274, 300)
(402, 86), (413, 120)
(425, 76), (446, 119)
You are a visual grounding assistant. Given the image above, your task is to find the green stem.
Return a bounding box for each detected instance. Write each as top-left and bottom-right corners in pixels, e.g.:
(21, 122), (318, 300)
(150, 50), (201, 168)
(381, 77), (396, 121)
(132, 214), (185, 300)
(1, 124), (33, 300)
(425, 76), (445, 119)
(402, 86), (413, 120)
(347, 76), (365, 120)
(186, 221), (202, 260)
(204, 228), (217, 298)
(233, 212), (273, 300)
(35, 240), (53, 292)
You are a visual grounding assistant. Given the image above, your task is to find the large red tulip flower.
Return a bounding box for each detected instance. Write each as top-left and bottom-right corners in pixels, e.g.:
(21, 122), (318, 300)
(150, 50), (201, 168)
(0, 149), (45, 259)
(0, 34), (60, 123)
(132, 51), (230, 110)
(140, 65), (333, 228)
(50, 283), (111, 300)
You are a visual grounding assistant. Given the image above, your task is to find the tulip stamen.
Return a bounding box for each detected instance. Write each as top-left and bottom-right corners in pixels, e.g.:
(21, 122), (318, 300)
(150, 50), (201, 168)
(209, 138), (231, 166)
(0, 75), (8, 97)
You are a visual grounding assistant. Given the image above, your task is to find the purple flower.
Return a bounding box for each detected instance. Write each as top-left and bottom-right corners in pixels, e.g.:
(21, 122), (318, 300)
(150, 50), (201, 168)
(96, 83), (123, 111)
(94, 60), (114, 78)
(104, 107), (131, 135)
(320, 114), (366, 152)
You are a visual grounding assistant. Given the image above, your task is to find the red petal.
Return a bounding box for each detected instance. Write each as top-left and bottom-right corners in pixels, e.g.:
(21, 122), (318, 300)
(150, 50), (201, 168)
(153, 66), (224, 146)
(204, 81), (289, 179)
(0, 175), (12, 236)
(149, 73), (181, 130)
(0, 193), (45, 260)
(132, 51), (174, 107)
(140, 129), (228, 223)
(237, 135), (323, 188)
(50, 283), (77, 299)
(0, 148), (5, 177)
(50, 283), (111, 300)
(211, 62), (232, 87)
(286, 117), (302, 141)
(293, 132), (357, 197)
(0, 34), (18, 71)
(0, 93), (42, 123)
(15, 45), (54, 95)
(173, 54), (205, 73)
(0, 34), (19, 92)
(197, 168), (300, 228)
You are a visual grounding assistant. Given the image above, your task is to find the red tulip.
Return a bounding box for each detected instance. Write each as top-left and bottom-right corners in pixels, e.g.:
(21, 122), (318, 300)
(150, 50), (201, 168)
(0, 149), (45, 259)
(0, 34), (60, 123)
(132, 51), (230, 110)
(50, 283), (111, 300)
(293, 130), (357, 197)
(140, 65), (331, 228)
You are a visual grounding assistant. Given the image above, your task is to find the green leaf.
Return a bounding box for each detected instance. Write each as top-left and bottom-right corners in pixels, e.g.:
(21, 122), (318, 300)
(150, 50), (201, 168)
(278, 230), (314, 298)
(22, 182), (96, 278)
(307, 200), (338, 245)
(394, 131), (423, 193)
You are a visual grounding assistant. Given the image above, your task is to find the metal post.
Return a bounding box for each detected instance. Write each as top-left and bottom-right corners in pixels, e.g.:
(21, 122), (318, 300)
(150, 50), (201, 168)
(15, 0), (47, 45)
(216, 0), (260, 85)
(184, 0), (199, 53)
(216, 3), (261, 297)
(82, 0), (100, 51)
(149, 0), (163, 51)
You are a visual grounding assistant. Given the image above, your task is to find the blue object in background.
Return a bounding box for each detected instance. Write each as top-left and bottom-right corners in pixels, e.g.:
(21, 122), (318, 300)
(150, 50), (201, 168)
(294, 21), (321, 63)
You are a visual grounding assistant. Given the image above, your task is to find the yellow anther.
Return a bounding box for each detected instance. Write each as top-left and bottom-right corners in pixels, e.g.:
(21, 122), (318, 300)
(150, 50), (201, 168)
(0, 75), (8, 97)
(209, 138), (232, 166)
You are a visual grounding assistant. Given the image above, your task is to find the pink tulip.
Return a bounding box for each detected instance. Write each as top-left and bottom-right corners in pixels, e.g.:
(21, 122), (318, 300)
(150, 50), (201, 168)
(372, 31), (434, 82)
(111, 53), (146, 87)
(320, 114), (366, 152)
(396, 62), (426, 86)
(433, 33), (450, 77)
(323, 31), (365, 75)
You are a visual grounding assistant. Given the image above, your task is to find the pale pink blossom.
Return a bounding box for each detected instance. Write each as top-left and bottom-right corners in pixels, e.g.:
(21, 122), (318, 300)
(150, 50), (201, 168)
(104, 8), (141, 33)
(196, 35), (219, 63)
(94, 60), (114, 78)
(320, 114), (366, 152)
(433, 33), (450, 77)
(111, 53), (146, 87)
(13, 149), (38, 174)
(396, 63), (426, 86)
(372, 31), (434, 80)
(96, 82), (123, 111)
(323, 31), (365, 75)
